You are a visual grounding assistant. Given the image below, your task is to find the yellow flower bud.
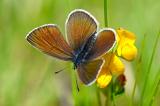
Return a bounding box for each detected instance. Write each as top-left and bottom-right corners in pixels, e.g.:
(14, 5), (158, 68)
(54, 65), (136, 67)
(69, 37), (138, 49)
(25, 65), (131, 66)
(97, 71), (112, 88)
(121, 44), (137, 61)
(116, 28), (137, 61)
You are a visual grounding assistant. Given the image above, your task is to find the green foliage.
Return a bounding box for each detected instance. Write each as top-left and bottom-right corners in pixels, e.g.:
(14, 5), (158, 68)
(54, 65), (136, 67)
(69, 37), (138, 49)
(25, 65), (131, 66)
(0, 0), (160, 106)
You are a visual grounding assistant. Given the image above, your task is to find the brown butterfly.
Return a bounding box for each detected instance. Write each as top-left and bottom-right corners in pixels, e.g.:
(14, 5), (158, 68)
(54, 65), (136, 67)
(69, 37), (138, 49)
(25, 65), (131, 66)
(26, 9), (117, 86)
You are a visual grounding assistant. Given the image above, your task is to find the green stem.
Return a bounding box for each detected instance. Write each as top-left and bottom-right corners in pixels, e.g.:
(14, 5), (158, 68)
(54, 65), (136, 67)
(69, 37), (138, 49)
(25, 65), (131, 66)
(67, 0), (71, 11)
(105, 88), (112, 106)
(141, 31), (160, 105)
(131, 34), (147, 106)
(149, 68), (160, 106)
(111, 79), (116, 106)
(104, 0), (108, 27)
(105, 83), (116, 106)
(96, 88), (102, 106)
(104, 0), (116, 105)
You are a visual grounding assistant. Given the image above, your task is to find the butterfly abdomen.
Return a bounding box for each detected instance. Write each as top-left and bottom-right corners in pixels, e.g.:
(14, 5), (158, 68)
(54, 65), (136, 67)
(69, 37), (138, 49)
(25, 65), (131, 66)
(73, 33), (96, 67)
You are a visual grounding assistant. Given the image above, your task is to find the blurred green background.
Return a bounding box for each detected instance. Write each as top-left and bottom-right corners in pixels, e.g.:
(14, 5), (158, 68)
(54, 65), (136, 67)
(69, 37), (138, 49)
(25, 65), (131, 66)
(0, 0), (160, 106)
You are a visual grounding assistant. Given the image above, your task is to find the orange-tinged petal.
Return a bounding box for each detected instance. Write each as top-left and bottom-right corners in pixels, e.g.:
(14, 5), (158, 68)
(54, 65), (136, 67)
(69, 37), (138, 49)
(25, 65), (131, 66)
(97, 53), (124, 88)
(110, 54), (125, 75)
(121, 44), (137, 61)
(117, 28), (136, 44)
(103, 53), (124, 75)
(117, 44), (122, 56)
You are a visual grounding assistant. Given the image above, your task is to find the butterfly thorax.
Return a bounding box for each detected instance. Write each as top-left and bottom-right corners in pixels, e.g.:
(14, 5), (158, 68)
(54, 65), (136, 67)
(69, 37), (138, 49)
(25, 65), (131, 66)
(73, 33), (96, 68)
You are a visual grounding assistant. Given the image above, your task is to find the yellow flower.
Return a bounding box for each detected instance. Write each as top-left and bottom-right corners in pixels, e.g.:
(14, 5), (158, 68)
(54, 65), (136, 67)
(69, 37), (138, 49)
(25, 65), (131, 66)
(97, 53), (124, 88)
(97, 28), (137, 88)
(116, 28), (137, 61)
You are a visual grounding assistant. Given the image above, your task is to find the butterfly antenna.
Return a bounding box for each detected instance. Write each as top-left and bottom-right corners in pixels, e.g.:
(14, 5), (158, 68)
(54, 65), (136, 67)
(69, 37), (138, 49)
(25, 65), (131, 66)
(55, 67), (80, 92)
(54, 68), (67, 74)
(74, 71), (80, 92)
(75, 76), (80, 92)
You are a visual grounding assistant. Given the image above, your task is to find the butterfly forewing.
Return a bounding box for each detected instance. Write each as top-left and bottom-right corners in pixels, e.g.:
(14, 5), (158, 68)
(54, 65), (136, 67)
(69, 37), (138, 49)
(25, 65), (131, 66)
(77, 59), (104, 85)
(66, 9), (98, 52)
(26, 24), (74, 61)
(86, 28), (116, 60)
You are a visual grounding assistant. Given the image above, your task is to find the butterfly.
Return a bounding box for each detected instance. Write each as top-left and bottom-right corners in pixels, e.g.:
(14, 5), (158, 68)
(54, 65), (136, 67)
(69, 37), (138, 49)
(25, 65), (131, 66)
(26, 9), (117, 86)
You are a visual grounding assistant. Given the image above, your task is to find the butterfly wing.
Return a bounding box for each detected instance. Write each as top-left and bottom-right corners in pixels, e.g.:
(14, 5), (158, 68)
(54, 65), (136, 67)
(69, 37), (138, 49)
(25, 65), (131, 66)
(77, 59), (104, 85)
(66, 9), (98, 52)
(86, 28), (117, 60)
(26, 24), (74, 61)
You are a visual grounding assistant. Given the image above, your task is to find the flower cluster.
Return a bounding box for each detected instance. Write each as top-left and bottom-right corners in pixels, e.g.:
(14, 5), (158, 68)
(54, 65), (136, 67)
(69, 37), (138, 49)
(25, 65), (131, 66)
(97, 28), (137, 88)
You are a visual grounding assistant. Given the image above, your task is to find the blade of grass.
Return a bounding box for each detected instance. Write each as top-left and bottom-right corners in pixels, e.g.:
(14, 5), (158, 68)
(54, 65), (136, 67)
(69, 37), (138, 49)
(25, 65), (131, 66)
(131, 34), (147, 106)
(111, 79), (116, 106)
(140, 31), (160, 105)
(104, 1), (116, 105)
(96, 88), (102, 106)
(105, 87), (112, 106)
(149, 68), (160, 106)
(67, 0), (71, 11)
(104, 0), (108, 27)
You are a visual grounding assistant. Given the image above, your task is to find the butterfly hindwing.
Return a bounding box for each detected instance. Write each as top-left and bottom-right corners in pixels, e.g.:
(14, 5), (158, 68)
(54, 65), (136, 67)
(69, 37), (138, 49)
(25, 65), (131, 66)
(26, 24), (74, 61)
(86, 28), (116, 60)
(66, 9), (98, 52)
(77, 59), (104, 85)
